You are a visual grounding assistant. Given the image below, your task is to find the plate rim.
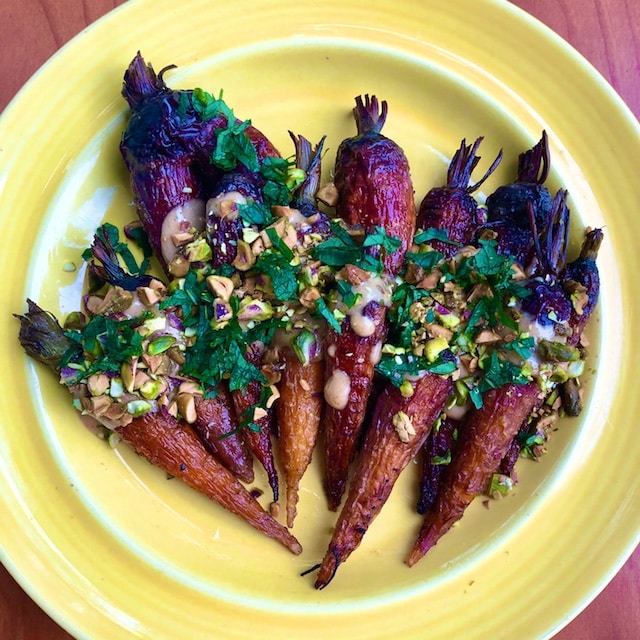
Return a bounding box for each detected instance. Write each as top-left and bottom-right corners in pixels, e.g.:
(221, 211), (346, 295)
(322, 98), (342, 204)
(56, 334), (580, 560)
(1, 0), (639, 638)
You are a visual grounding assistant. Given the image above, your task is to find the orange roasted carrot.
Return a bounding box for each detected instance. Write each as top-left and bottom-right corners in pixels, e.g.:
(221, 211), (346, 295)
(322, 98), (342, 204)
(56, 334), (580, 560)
(406, 382), (541, 567)
(314, 373), (452, 588)
(116, 412), (301, 554)
(15, 301), (300, 555)
(277, 348), (325, 528)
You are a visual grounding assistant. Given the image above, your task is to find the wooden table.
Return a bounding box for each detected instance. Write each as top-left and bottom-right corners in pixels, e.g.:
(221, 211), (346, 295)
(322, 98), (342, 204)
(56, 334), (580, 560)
(1, 1), (638, 638)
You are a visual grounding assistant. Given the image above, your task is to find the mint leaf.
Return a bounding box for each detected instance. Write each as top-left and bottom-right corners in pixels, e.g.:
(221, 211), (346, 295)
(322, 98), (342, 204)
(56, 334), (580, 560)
(212, 117), (260, 173)
(315, 297), (342, 333)
(414, 228), (462, 246)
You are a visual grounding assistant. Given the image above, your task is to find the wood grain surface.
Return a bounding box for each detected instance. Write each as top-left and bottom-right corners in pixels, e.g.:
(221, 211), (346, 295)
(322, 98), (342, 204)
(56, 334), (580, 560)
(1, 1), (638, 638)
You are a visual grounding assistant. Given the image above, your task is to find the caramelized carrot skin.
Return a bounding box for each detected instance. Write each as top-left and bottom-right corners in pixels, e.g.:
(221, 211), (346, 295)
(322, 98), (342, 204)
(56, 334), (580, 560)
(417, 417), (461, 515)
(323, 306), (388, 511)
(407, 382), (541, 566)
(230, 342), (279, 502)
(277, 350), (325, 528)
(193, 389), (254, 484)
(315, 373), (452, 589)
(334, 137), (416, 275)
(116, 412), (301, 555)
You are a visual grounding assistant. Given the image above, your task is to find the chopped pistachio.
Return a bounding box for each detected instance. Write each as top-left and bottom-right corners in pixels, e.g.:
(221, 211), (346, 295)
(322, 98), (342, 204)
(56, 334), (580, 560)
(436, 310), (461, 329)
(537, 339), (580, 363)
(185, 237), (213, 263)
(237, 298), (273, 322)
(127, 399), (153, 417)
(142, 316), (167, 335)
(206, 275), (235, 301)
(232, 239), (256, 271)
(120, 360), (138, 394)
(140, 379), (163, 400)
(87, 373), (110, 397)
(399, 380), (414, 398)
(176, 393), (197, 423)
(147, 335), (176, 356)
(488, 473), (513, 498)
(109, 377), (124, 398)
(392, 411), (416, 443)
(425, 336), (449, 363)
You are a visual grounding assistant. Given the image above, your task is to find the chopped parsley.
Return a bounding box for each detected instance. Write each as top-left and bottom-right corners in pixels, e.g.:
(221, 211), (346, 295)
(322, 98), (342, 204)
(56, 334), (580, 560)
(312, 222), (401, 273)
(60, 314), (146, 382)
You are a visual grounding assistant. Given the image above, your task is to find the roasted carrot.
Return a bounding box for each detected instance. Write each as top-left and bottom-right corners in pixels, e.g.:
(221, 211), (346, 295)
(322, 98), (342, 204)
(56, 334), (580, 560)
(277, 349), (325, 528)
(275, 134), (329, 527)
(413, 137), (501, 513)
(418, 136), (502, 253)
(116, 412), (300, 554)
(322, 303), (389, 510)
(231, 341), (280, 503)
(561, 228), (603, 346)
(15, 301), (300, 554)
(334, 95), (416, 273)
(322, 95), (416, 509)
(406, 382), (541, 566)
(120, 52), (280, 271)
(314, 137), (501, 584)
(193, 390), (254, 484)
(314, 373), (452, 588)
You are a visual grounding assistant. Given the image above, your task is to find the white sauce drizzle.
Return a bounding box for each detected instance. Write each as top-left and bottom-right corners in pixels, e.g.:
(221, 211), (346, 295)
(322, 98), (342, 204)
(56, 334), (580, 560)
(369, 341), (383, 366)
(346, 275), (393, 338)
(324, 369), (351, 410)
(206, 191), (247, 221)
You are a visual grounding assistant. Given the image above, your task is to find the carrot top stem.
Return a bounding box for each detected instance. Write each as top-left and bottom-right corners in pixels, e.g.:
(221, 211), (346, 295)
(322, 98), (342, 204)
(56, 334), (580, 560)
(353, 94), (388, 136)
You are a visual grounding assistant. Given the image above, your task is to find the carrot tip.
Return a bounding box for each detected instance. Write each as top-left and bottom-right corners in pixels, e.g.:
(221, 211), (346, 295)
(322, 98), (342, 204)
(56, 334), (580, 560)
(313, 548), (340, 589)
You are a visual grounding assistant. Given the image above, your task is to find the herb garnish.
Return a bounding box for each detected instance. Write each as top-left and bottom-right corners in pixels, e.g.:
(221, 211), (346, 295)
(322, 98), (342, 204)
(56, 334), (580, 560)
(312, 222), (401, 273)
(61, 314), (146, 382)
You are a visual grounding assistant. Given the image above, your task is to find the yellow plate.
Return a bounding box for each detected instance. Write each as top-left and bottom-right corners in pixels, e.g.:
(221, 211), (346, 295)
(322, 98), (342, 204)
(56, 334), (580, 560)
(1, 0), (639, 638)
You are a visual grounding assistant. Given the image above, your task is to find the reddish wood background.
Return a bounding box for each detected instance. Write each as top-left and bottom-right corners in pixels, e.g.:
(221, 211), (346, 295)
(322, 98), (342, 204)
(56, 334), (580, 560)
(1, 1), (638, 638)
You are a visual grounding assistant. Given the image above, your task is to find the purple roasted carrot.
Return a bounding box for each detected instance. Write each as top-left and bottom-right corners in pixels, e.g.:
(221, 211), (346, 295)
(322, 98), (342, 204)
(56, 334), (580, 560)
(322, 95), (416, 510)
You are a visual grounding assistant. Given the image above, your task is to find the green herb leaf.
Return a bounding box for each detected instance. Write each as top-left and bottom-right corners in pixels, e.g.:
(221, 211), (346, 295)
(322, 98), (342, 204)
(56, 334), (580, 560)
(237, 200), (274, 227)
(405, 250), (445, 271)
(254, 250), (299, 301)
(315, 297), (342, 333)
(212, 116), (260, 173)
(362, 226), (402, 254)
(336, 280), (361, 308)
(478, 351), (530, 392)
(375, 351), (456, 387)
(414, 228), (462, 246)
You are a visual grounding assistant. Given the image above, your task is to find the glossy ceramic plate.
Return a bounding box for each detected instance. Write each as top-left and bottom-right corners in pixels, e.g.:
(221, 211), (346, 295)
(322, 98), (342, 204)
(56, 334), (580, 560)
(1, 0), (639, 638)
